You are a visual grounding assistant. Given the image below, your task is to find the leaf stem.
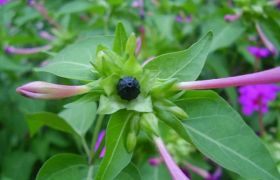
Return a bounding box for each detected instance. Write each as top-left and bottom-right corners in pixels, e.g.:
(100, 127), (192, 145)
(81, 136), (91, 158)
(87, 165), (94, 180)
(89, 114), (105, 163)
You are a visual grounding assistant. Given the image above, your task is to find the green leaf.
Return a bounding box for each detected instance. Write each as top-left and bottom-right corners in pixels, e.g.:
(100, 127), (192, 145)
(107, 0), (124, 6)
(121, 55), (143, 79)
(64, 92), (100, 108)
(176, 90), (280, 180)
(144, 32), (213, 82)
(25, 112), (77, 137)
(113, 22), (128, 56)
(36, 154), (88, 180)
(114, 163), (142, 180)
(202, 16), (246, 52)
(35, 36), (114, 81)
(127, 96), (153, 112)
(97, 95), (127, 114)
(57, 1), (106, 15)
(96, 110), (133, 180)
(2, 151), (37, 180)
(139, 69), (161, 96)
(59, 102), (97, 136)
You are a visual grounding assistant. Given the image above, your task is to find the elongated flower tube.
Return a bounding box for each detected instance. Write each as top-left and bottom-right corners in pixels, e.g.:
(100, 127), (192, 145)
(184, 162), (222, 180)
(141, 56), (155, 67)
(267, 0), (280, 6)
(172, 67), (280, 90)
(39, 31), (55, 41)
(135, 37), (141, 57)
(16, 81), (91, 100)
(224, 13), (242, 22)
(153, 136), (189, 180)
(256, 23), (277, 55)
(0, 0), (8, 5)
(5, 45), (52, 54)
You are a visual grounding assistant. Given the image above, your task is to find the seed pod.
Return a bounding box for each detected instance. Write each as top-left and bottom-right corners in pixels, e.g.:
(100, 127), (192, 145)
(117, 76), (140, 101)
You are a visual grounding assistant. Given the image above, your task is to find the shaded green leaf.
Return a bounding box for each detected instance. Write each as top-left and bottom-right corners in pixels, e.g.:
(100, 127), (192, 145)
(57, 1), (106, 15)
(176, 90), (280, 180)
(25, 112), (77, 137)
(114, 162), (142, 180)
(64, 92), (100, 108)
(59, 102), (97, 136)
(144, 32), (213, 82)
(113, 22), (128, 56)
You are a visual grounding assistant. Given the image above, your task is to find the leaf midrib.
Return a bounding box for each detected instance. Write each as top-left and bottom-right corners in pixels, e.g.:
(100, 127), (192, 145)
(98, 114), (130, 180)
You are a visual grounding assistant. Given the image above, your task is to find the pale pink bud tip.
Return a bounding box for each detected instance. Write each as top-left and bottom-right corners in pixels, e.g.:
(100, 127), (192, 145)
(16, 81), (91, 100)
(256, 23), (277, 55)
(224, 13), (242, 22)
(39, 31), (55, 41)
(149, 158), (162, 166)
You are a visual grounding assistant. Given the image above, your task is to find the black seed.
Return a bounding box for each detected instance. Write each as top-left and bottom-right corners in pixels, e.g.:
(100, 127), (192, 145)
(117, 76), (140, 101)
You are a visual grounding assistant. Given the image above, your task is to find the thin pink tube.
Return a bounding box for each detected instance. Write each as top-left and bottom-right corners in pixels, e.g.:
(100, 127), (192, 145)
(173, 67), (280, 90)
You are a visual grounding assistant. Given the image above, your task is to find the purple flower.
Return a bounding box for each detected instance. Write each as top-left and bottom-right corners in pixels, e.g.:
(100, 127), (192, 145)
(175, 15), (192, 23)
(238, 84), (280, 115)
(131, 0), (144, 19)
(0, 0), (8, 5)
(224, 13), (242, 22)
(27, 0), (34, 6)
(39, 31), (55, 41)
(149, 157), (163, 166)
(6, 22), (11, 27)
(247, 46), (270, 58)
(94, 130), (106, 157)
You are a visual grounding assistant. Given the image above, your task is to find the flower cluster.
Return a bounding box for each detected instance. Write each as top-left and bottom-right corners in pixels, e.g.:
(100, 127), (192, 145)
(247, 46), (270, 59)
(238, 84), (280, 115)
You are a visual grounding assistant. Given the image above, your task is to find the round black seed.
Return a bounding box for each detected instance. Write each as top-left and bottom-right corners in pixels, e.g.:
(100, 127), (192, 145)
(117, 76), (140, 101)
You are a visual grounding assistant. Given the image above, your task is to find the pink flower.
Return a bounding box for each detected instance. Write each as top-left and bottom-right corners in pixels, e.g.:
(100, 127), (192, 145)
(142, 56), (155, 67)
(224, 13), (242, 22)
(135, 37), (141, 57)
(39, 31), (55, 41)
(247, 46), (270, 58)
(5, 45), (52, 54)
(149, 157), (163, 166)
(238, 84), (280, 115)
(16, 81), (91, 100)
(256, 23), (277, 55)
(0, 0), (8, 5)
(94, 130), (106, 158)
(175, 15), (192, 23)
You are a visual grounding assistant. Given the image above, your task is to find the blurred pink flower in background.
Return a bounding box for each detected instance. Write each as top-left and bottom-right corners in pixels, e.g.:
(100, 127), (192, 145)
(238, 84), (280, 115)
(94, 130), (106, 158)
(247, 46), (270, 59)
(224, 13), (242, 22)
(149, 156), (163, 166)
(5, 45), (52, 54)
(175, 15), (192, 23)
(0, 0), (8, 5)
(256, 24), (277, 55)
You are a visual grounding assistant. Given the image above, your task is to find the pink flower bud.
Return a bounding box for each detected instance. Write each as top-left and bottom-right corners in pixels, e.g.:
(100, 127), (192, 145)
(224, 13), (242, 22)
(153, 136), (190, 180)
(16, 81), (91, 100)
(149, 157), (163, 166)
(256, 23), (277, 55)
(141, 56), (155, 67)
(173, 67), (280, 90)
(135, 37), (141, 57)
(5, 45), (52, 54)
(39, 31), (55, 41)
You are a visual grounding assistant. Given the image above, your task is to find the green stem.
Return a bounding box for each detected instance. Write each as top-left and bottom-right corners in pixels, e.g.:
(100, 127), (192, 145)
(104, 9), (111, 35)
(87, 165), (94, 180)
(81, 136), (91, 158)
(89, 114), (105, 163)
(91, 134), (106, 164)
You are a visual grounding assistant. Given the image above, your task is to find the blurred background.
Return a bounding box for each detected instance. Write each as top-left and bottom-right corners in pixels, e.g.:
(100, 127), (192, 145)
(0, 0), (280, 179)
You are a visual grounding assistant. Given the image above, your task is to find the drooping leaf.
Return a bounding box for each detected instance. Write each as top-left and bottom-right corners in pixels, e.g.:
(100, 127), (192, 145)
(144, 32), (213, 82)
(96, 110), (133, 180)
(97, 95), (127, 114)
(202, 17), (246, 52)
(114, 162), (142, 180)
(36, 154), (88, 180)
(176, 90), (280, 180)
(25, 112), (77, 137)
(59, 101), (97, 136)
(127, 96), (153, 113)
(35, 36), (114, 81)
(113, 22), (128, 56)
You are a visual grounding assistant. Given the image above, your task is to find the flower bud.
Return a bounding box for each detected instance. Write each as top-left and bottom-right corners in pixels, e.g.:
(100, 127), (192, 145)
(140, 113), (160, 137)
(129, 113), (141, 135)
(126, 131), (137, 153)
(16, 81), (91, 100)
(152, 78), (178, 98)
(125, 33), (137, 56)
(166, 106), (189, 120)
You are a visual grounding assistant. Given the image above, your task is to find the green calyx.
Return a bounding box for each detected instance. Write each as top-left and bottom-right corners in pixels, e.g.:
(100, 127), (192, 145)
(85, 22), (190, 153)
